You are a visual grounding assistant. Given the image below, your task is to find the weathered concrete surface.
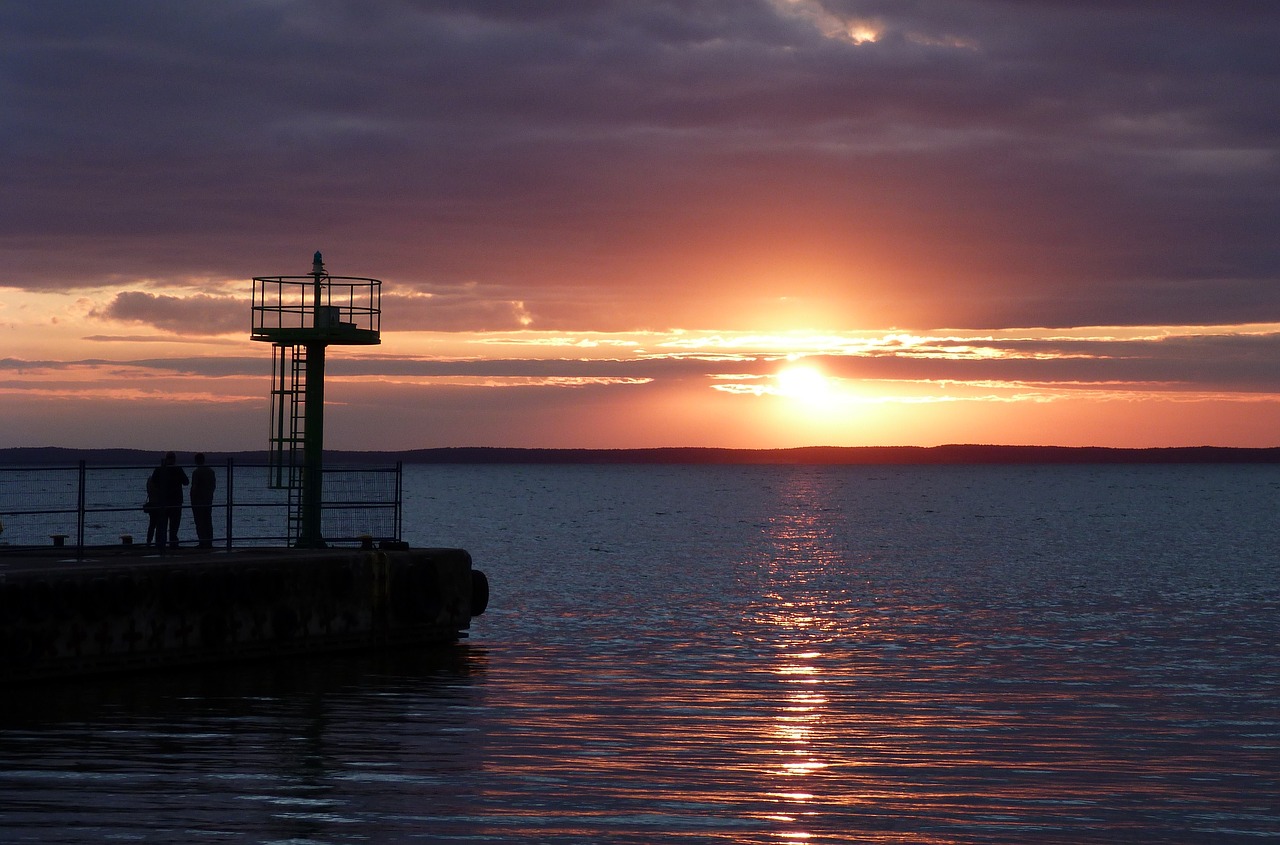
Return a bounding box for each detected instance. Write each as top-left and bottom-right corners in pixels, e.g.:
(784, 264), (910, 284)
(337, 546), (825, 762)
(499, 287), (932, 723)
(0, 547), (487, 681)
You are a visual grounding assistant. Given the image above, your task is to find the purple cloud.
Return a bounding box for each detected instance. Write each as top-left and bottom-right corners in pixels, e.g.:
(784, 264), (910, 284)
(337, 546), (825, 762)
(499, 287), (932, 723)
(90, 291), (247, 335)
(2, 1), (1279, 331)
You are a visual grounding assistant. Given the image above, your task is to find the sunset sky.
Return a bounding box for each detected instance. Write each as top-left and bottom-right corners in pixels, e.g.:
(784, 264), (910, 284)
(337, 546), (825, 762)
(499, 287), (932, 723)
(5, 1), (1280, 451)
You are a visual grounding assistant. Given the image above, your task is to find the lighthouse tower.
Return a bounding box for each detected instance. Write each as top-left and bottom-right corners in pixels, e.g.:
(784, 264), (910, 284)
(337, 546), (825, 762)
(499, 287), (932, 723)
(250, 252), (381, 546)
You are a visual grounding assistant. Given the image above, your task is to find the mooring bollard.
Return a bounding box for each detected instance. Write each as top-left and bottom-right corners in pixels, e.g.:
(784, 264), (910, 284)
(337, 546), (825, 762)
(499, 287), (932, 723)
(121, 534), (133, 545)
(50, 534), (68, 547)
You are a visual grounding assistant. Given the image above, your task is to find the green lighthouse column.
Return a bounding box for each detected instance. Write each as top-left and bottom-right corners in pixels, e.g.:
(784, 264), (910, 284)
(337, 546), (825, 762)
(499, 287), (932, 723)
(298, 251), (329, 548)
(299, 339), (327, 548)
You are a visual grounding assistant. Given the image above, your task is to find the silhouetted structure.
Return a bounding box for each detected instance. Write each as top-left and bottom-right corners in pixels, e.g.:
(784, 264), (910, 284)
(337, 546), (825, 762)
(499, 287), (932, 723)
(250, 252), (381, 546)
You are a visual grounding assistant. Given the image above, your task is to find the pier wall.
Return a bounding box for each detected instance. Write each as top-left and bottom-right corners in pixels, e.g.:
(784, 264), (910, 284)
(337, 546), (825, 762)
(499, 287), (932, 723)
(0, 548), (486, 682)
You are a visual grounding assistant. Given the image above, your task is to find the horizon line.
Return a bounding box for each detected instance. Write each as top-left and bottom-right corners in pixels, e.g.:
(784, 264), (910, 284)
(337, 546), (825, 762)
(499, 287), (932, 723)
(3, 444), (1279, 466)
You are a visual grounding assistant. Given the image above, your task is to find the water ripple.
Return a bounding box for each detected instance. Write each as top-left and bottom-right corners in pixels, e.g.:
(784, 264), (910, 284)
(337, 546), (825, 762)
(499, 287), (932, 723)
(3, 465), (1278, 842)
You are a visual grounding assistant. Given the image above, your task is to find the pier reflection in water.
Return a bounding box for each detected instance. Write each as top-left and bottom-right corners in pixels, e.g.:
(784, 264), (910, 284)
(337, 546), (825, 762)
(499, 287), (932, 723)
(2, 464), (1278, 842)
(0, 648), (487, 842)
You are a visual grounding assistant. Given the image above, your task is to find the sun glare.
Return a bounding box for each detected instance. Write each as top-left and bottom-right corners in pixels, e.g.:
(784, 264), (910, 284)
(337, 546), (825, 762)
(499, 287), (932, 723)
(848, 24), (879, 44)
(776, 365), (832, 403)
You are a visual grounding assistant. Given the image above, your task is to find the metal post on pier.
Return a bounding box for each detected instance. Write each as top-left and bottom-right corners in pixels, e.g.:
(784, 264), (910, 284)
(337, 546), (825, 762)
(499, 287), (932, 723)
(76, 459), (86, 554)
(225, 457), (234, 550)
(394, 461), (403, 542)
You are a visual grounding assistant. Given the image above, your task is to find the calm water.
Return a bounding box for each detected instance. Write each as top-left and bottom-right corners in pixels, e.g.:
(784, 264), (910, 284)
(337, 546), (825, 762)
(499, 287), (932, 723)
(2, 464), (1278, 843)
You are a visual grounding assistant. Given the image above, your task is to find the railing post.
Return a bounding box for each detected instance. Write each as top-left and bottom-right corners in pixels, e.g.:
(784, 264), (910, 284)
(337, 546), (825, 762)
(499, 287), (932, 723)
(225, 457), (234, 549)
(395, 461), (403, 542)
(76, 459), (86, 554)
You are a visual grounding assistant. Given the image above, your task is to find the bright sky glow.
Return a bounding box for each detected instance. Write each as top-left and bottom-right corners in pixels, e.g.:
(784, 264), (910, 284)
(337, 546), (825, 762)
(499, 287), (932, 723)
(4, 3), (1280, 451)
(847, 25), (879, 44)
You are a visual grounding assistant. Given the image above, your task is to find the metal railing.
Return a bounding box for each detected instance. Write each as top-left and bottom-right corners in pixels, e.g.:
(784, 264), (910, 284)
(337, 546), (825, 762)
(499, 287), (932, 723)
(0, 460), (402, 553)
(250, 275), (381, 340)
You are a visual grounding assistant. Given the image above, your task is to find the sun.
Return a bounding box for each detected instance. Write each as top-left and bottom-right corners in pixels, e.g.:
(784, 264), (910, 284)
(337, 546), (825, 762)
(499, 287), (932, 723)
(776, 365), (833, 403)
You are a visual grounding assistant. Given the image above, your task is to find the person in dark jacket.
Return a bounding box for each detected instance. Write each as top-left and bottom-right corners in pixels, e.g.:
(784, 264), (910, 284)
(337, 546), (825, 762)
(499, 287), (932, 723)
(190, 453), (216, 549)
(149, 451), (189, 550)
(144, 456), (164, 547)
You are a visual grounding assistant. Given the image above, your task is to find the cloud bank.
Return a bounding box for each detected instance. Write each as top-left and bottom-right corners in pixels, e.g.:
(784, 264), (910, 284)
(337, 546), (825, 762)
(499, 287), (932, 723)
(4, 1), (1279, 331)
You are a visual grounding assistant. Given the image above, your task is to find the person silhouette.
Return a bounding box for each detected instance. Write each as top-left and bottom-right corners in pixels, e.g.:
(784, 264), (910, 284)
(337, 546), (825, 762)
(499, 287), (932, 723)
(149, 451), (188, 550)
(144, 456), (163, 547)
(190, 453), (216, 549)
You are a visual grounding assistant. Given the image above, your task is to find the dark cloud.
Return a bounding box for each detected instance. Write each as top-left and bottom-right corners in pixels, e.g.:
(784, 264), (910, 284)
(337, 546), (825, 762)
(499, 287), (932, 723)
(90, 291), (246, 334)
(808, 332), (1280, 392)
(0, 355), (265, 378)
(8, 325), (1280, 406)
(334, 329), (1280, 391)
(3, 1), (1280, 328)
(381, 289), (532, 332)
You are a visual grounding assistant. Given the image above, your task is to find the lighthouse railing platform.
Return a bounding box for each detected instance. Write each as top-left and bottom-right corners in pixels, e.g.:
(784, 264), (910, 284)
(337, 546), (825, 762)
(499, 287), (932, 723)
(0, 460), (402, 553)
(251, 275), (381, 345)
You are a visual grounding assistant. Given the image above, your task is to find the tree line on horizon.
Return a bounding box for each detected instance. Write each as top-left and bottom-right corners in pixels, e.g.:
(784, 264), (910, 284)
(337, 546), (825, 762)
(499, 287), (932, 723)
(2, 444), (1279, 466)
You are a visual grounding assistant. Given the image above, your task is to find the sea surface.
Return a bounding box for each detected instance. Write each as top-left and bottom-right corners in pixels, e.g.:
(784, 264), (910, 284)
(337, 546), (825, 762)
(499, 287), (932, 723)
(2, 463), (1279, 843)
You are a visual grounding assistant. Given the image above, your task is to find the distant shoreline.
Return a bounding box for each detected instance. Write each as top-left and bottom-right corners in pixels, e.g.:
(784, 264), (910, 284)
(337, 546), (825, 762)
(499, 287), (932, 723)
(3, 444), (1279, 466)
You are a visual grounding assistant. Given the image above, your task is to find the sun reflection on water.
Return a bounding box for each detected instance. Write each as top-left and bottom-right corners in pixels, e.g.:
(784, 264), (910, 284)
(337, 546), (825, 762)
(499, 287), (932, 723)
(473, 466), (1280, 841)
(747, 472), (851, 841)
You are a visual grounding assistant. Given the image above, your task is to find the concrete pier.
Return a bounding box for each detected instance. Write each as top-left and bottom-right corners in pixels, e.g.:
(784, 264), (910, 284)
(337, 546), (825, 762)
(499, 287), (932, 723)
(0, 546), (488, 682)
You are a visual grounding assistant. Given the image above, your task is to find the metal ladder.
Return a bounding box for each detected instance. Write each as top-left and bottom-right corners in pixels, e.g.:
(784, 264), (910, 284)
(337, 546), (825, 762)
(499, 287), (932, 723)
(269, 344), (307, 540)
